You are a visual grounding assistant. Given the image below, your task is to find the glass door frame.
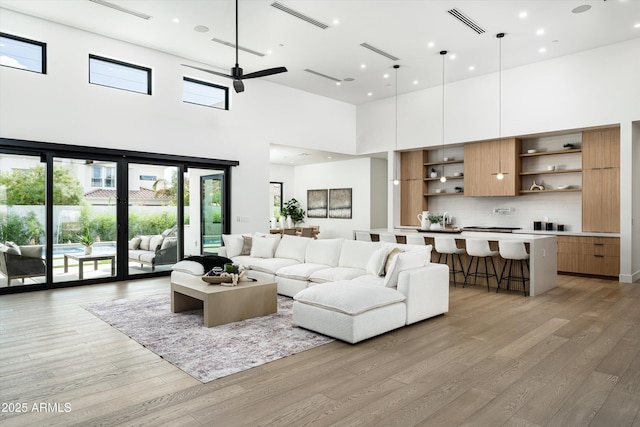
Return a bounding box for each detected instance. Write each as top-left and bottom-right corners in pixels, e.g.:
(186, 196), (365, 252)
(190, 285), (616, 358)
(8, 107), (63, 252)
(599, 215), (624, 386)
(0, 137), (238, 294)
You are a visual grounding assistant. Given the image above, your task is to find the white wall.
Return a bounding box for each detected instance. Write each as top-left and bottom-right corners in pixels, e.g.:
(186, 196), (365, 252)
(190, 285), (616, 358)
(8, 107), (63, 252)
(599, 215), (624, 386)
(0, 9), (356, 236)
(357, 38), (640, 282)
(293, 158), (385, 239)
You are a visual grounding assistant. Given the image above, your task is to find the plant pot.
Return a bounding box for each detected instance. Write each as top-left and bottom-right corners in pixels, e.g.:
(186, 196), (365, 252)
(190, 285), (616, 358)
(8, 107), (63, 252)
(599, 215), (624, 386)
(84, 245), (92, 255)
(429, 223), (442, 231)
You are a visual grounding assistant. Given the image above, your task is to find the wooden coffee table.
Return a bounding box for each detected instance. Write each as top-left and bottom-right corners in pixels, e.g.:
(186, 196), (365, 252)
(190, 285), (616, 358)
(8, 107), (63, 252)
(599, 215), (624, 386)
(170, 278), (277, 327)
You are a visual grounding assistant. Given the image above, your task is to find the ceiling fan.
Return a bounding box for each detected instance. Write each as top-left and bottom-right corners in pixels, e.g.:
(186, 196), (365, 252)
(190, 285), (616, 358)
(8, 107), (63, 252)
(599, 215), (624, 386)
(182, 0), (287, 93)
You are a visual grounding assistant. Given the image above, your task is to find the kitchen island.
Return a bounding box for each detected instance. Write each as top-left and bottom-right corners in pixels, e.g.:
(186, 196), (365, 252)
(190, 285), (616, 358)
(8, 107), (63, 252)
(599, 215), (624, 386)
(360, 229), (557, 296)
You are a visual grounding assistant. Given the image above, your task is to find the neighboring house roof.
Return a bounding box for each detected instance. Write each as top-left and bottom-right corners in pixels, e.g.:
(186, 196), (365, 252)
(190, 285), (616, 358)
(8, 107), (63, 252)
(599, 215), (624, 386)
(84, 188), (173, 202)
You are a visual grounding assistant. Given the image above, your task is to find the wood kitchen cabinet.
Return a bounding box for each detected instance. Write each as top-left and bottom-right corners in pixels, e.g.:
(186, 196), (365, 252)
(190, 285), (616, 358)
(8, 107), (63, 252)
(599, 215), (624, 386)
(400, 150), (427, 226)
(464, 138), (521, 196)
(557, 235), (619, 277)
(582, 127), (620, 232)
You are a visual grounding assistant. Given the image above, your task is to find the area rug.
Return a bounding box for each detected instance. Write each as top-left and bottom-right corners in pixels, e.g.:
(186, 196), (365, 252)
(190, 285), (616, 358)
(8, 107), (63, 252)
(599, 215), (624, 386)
(82, 294), (333, 383)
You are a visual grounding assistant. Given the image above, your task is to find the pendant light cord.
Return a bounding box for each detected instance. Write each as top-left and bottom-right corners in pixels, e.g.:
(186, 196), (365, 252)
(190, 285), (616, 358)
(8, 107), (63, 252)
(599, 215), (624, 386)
(440, 51), (447, 182)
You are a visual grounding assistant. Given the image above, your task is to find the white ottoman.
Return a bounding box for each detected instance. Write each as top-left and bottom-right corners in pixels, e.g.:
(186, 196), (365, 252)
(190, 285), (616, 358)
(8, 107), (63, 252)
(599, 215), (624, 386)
(292, 281), (407, 344)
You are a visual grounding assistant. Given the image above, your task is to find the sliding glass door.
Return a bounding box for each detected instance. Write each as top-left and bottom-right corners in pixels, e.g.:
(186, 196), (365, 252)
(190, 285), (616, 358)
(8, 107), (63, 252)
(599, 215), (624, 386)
(0, 153), (46, 288)
(52, 157), (118, 284)
(127, 163), (179, 276)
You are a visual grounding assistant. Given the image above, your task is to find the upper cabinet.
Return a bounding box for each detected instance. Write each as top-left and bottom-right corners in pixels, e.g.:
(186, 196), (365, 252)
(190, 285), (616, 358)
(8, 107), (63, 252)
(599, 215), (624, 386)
(464, 138), (521, 196)
(582, 127), (620, 233)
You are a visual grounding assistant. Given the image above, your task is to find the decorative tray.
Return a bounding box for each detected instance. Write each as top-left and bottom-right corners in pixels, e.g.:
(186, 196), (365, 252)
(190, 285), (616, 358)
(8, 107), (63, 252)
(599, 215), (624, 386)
(201, 275), (233, 284)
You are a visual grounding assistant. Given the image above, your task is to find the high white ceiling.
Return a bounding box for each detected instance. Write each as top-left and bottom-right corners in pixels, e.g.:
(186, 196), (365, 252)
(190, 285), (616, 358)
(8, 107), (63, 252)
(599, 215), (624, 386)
(2, 0), (639, 165)
(2, 0), (639, 105)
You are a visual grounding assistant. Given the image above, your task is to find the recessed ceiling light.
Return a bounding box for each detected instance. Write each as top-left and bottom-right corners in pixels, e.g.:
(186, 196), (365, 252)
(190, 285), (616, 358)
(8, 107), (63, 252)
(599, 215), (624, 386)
(360, 64), (366, 69)
(427, 41), (435, 48)
(333, 19), (340, 25)
(194, 25), (209, 33)
(536, 28), (545, 36)
(383, 73), (389, 79)
(266, 49), (273, 55)
(469, 66), (475, 71)
(572, 5), (591, 13)
(519, 11), (527, 18)
(172, 18), (180, 23)
(450, 55), (456, 60)
(539, 47), (547, 53)
(413, 80), (419, 85)
(635, 23), (640, 29)
(336, 82), (341, 86)
(367, 92), (373, 96)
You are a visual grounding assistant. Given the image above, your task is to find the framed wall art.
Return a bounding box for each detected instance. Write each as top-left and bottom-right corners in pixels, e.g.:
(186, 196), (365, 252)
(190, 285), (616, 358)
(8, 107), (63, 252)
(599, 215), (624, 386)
(307, 189), (328, 218)
(329, 188), (352, 219)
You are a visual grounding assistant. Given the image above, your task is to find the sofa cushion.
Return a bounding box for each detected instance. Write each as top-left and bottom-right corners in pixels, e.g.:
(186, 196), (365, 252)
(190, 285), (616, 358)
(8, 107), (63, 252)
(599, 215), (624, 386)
(138, 252), (156, 264)
(248, 257), (298, 275)
(305, 238), (343, 266)
(172, 260), (205, 276)
(351, 274), (386, 286)
(383, 250), (430, 288)
(139, 236), (152, 251)
(366, 246), (393, 277)
(250, 237), (280, 258)
(149, 235), (164, 251)
(5, 241), (21, 255)
(129, 237), (141, 250)
(275, 235), (312, 262)
(294, 281), (406, 315)
(309, 267), (366, 283)
(222, 234), (245, 258)
(338, 240), (381, 270)
(276, 263), (331, 281)
(161, 236), (177, 250)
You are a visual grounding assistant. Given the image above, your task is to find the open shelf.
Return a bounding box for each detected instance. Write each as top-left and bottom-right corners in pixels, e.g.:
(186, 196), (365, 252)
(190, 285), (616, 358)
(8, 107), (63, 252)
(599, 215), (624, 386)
(424, 192), (464, 196)
(424, 160), (463, 166)
(519, 188), (582, 194)
(520, 168), (582, 176)
(424, 176), (464, 181)
(520, 148), (582, 157)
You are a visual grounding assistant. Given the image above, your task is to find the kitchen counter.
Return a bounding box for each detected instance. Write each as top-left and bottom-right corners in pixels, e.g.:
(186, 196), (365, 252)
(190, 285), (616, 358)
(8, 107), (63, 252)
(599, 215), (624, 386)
(513, 230), (620, 238)
(362, 228), (557, 296)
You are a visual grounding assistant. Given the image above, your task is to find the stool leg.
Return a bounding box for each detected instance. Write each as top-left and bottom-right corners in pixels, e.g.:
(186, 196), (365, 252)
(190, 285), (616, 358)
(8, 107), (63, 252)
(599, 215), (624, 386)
(490, 257), (499, 290)
(483, 257), (490, 291)
(438, 252), (443, 263)
(497, 259), (507, 293)
(456, 253), (466, 281)
(448, 255), (457, 287)
(520, 260), (527, 296)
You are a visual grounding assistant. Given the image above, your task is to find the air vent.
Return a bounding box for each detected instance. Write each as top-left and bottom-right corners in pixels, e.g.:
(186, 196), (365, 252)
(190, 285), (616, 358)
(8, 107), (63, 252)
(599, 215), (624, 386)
(304, 69), (341, 83)
(447, 8), (486, 34)
(211, 38), (265, 57)
(88, 0), (151, 20)
(271, 2), (329, 29)
(360, 43), (399, 61)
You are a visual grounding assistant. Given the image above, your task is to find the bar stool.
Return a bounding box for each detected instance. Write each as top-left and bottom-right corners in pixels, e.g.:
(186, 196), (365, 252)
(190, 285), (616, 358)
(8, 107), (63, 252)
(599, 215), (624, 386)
(464, 239), (500, 291)
(355, 231), (372, 241)
(434, 237), (466, 287)
(405, 234), (426, 245)
(379, 233), (398, 243)
(498, 241), (529, 296)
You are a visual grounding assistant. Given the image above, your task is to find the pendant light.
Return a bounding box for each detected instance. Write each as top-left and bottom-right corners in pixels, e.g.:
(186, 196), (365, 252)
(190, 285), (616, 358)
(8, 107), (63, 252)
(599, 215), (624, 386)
(392, 64), (400, 186)
(493, 32), (507, 180)
(440, 50), (447, 183)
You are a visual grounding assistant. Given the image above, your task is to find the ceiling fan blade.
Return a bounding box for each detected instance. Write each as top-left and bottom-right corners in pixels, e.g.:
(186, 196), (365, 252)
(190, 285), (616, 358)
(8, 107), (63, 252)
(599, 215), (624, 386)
(241, 67), (288, 80)
(233, 79), (245, 93)
(181, 64), (232, 79)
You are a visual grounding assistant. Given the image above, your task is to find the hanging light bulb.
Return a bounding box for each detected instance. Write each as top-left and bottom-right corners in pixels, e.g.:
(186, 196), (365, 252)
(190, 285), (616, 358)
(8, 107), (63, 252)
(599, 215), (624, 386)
(492, 33), (509, 180)
(392, 64), (400, 186)
(440, 50), (447, 183)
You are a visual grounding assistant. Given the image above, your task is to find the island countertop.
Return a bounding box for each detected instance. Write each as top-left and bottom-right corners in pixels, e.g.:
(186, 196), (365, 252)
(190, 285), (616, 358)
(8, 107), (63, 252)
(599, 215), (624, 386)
(361, 228), (557, 296)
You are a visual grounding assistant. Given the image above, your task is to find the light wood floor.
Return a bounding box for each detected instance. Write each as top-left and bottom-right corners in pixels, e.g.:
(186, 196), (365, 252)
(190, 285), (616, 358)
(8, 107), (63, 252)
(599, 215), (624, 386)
(1, 275), (639, 426)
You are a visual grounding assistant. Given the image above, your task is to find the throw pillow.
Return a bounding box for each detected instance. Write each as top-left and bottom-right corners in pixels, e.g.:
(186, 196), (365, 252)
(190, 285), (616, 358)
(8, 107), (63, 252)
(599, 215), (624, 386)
(366, 246), (393, 277)
(383, 250), (429, 288)
(161, 237), (177, 250)
(221, 234), (244, 258)
(5, 241), (21, 256)
(250, 237), (279, 258)
(129, 237), (142, 250)
(149, 235), (164, 252)
(240, 235), (252, 255)
(139, 236), (152, 251)
(384, 247), (403, 275)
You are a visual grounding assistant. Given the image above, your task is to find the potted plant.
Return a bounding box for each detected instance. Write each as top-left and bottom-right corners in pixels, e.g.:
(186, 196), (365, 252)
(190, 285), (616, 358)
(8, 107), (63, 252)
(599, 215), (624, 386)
(78, 228), (95, 255)
(427, 213), (444, 231)
(281, 198), (305, 227)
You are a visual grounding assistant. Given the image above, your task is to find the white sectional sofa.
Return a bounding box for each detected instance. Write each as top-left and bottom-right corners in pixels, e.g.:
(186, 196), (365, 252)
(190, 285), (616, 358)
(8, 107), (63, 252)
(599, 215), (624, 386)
(215, 233), (450, 343)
